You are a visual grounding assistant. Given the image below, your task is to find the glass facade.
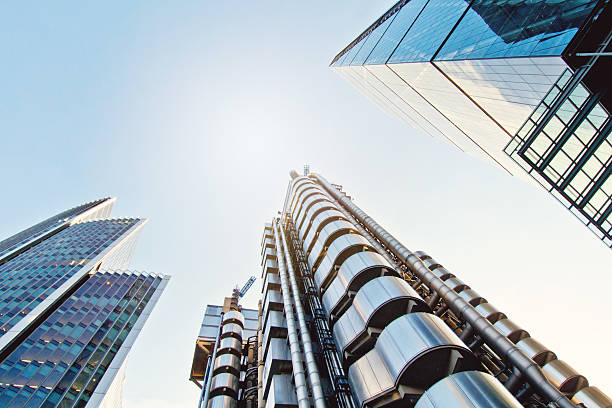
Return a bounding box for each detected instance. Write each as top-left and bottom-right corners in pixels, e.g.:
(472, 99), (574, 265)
(0, 219), (140, 336)
(506, 69), (612, 246)
(0, 199), (113, 263)
(332, 0), (610, 246)
(0, 201), (167, 407)
(0, 271), (163, 407)
(332, 0), (598, 67)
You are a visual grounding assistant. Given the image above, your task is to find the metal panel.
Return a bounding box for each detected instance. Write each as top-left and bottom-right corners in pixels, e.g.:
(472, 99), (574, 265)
(458, 289), (486, 306)
(375, 313), (480, 391)
(307, 219), (357, 261)
(292, 189), (325, 223)
(263, 271), (281, 296)
(542, 360), (588, 397)
(515, 337), (557, 366)
(572, 386), (612, 408)
(223, 311), (245, 328)
(209, 372), (239, 399)
(207, 395), (237, 408)
(263, 338), (293, 399)
(493, 319), (529, 344)
(333, 276), (430, 365)
(347, 346), (396, 408)
(262, 258), (279, 279)
(263, 310), (288, 361)
(291, 185), (320, 215)
(431, 267), (454, 281)
(213, 353), (241, 376)
(221, 323), (243, 340)
(414, 371), (523, 408)
(218, 337), (242, 356)
(266, 374), (298, 408)
(322, 251), (398, 322)
(313, 233), (373, 292)
(348, 313), (481, 407)
(444, 277), (469, 293)
(262, 289), (283, 330)
(262, 247), (277, 265)
(302, 208), (345, 250)
(295, 194), (332, 230)
(288, 179), (315, 211)
(474, 303), (507, 323)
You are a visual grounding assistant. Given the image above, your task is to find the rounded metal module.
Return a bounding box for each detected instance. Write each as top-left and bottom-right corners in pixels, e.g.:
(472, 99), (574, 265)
(222, 311), (245, 328)
(322, 251), (398, 323)
(217, 337), (242, 356)
(213, 353), (241, 376)
(207, 395), (237, 408)
(333, 276), (430, 366)
(572, 386), (612, 408)
(209, 372), (240, 399)
(515, 337), (557, 367)
(348, 312), (482, 407)
(221, 322), (243, 340)
(542, 360), (589, 398)
(414, 371), (523, 408)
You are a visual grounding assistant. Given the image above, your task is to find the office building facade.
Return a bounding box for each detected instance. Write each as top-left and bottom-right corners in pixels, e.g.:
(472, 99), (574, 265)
(331, 0), (612, 246)
(191, 170), (611, 408)
(0, 198), (168, 407)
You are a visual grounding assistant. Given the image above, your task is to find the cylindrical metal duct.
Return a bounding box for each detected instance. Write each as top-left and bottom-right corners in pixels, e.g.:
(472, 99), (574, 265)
(312, 173), (577, 408)
(273, 221), (310, 408)
(200, 312), (225, 408)
(278, 223), (327, 408)
(257, 301), (264, 408)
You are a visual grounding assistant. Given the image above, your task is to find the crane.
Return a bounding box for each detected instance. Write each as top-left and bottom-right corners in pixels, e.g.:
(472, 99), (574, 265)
(238, 276), (256, 298)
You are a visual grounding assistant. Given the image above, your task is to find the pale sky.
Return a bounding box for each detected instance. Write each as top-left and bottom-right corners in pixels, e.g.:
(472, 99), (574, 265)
(0, 2), (610, 407)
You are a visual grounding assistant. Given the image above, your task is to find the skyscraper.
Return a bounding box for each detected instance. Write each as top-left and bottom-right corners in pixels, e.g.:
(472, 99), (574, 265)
(0, 198), (168, 407)
(191, 170), (611, 408)
(331, 0), (611, 247)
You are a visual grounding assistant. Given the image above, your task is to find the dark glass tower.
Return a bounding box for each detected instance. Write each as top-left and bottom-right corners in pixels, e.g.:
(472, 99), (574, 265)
(190, 170), (611, 408)
(0, 199), (168, 407)
(331, 0), (612, 247)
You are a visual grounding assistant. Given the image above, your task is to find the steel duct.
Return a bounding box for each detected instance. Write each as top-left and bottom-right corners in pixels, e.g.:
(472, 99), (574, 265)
(273, 221), (310, 408)
(200, 312), (224, 408)
(278, 224), (327, 408)
(312, 173), (577, 408)
(257, 301), (264, 408)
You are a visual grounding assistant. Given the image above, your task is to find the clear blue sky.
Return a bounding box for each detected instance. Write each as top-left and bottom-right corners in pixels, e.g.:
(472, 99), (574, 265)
(0, 2), (610, 407)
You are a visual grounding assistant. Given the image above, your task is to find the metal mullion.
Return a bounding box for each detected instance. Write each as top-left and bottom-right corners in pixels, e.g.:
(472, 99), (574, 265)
(539, 91), (602, 171)
(68, 275), (161, 406)
(64, 276), (156, 407)
(14, 274), (127, 407)
(577, 160), (612, 209)
(559, 117), (612, 190)
(39, 274), (146, 406)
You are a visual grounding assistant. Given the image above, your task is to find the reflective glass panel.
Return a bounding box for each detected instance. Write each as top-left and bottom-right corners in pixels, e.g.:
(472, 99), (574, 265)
(365, 0), (429, 65)
(389, 0), (469, 63)
(350, 15), (396, 66)
(436, 0), (598, 60)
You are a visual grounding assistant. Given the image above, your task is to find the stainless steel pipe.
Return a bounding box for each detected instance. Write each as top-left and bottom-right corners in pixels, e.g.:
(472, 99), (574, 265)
(273, 221), (310, 408)
(257, 301), (264, 408)
(279, 223), (327, 408)
(312, 173), (576, 408)
(200, 312), (224, 408)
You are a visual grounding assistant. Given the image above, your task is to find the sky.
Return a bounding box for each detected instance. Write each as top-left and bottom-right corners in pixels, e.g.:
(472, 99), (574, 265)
(0, 1), (610, 407)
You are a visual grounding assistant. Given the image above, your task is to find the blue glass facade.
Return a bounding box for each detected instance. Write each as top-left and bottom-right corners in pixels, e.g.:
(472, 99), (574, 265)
(332, 0), (611, 247)
(0, 271), (163, 407)
(332, 0), (598, 66)
(0, 199), (112, 263)
(0, 219), (140, 335)
(0, 201), (167, 406)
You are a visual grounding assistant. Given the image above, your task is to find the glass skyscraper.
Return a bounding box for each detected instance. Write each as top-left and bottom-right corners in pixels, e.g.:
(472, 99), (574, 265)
(190, 170), (611, 408)
(331, 0), (612, 246)
(0, 198), (168, 407)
